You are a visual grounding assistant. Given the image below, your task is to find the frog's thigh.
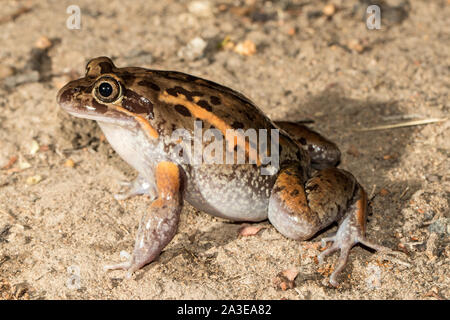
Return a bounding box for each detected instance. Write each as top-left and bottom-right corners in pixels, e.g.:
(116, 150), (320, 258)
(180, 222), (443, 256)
(275, 121), (341, 169)
(268, 164), (355, 240)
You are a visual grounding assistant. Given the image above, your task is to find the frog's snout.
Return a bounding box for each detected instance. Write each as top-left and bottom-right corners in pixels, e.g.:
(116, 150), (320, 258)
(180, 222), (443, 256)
(56, 82), (81, 112)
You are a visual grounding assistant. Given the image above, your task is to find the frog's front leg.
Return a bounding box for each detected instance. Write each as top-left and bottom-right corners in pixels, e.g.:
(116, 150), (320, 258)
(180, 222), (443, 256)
(268, 163), (387, 286)
(114, 174), (157, 201)
(105, 161), (183, 277)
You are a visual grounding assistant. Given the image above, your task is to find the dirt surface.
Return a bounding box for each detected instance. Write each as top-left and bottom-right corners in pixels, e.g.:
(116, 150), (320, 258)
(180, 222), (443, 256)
(0, 0), (448, 300)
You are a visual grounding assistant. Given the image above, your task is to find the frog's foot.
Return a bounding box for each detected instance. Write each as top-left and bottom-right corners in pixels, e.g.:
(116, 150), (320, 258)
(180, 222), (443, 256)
(105, 162), (183, 278)
(316, 213), (364, 287)
(318, 228), (409, 286)
(114, 174), (156, 200)
(316, 183), (409, 286)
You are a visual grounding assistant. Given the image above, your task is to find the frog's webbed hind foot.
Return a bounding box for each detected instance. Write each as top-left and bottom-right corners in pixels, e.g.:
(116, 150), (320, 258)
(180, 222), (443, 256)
(317, 186), (409, 286)
(318, 230), (409, 286)
(114, 174), (156, 201)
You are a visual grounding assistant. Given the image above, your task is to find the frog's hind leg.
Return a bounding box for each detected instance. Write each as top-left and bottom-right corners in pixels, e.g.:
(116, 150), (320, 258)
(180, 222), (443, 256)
(268, 164), (388, 286)
(275, 121), (341, 169)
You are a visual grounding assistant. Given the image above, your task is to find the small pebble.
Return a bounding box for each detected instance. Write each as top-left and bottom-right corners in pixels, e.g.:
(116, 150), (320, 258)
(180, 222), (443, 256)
(322, 3), (336, 17)
(34, 36), (52, 50)
(178, 37), (207, 61)
(26, 175), (42, 185)
(29, 140), (40, 155)
(347, 39), (364, 53)
(188, 1), (213, 17)
(18, 161), (32, 170)
(64, 159), (75, 168)
(234, 40), (256, 56)
(428, 218), (448, 235)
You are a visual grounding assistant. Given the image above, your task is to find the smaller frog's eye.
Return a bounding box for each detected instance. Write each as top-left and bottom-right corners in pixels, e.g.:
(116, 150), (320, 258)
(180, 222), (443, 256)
(93, 77), (122, 103)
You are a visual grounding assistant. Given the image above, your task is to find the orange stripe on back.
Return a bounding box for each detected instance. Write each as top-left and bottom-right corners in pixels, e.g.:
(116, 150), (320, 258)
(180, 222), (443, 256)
(159, 91), (261, 166)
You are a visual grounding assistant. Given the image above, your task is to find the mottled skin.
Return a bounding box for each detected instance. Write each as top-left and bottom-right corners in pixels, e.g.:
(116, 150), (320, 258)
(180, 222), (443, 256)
(57, 57), (389, 286)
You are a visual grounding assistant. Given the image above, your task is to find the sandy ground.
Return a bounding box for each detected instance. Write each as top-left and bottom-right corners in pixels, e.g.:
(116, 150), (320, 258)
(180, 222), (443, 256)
(0, 0), (448, 300)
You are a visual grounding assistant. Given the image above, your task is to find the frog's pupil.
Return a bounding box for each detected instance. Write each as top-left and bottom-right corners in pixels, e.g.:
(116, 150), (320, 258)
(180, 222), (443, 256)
(99, 82), (113, 97)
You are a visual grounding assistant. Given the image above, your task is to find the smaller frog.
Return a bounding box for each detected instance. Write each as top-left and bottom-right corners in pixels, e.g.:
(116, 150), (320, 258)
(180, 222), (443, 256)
(57, 57), (397, 286)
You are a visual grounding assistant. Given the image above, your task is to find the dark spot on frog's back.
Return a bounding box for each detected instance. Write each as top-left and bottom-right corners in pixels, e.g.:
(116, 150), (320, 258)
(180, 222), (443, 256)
(166, 86), (203, 101)
(123, 89), (154, 118)
(138, 80), (160, 92)
(210, 96), (221, 105)
(174, 104), (191, 117)
(231, 121), (245, 129)
(197, 100), (212, 112)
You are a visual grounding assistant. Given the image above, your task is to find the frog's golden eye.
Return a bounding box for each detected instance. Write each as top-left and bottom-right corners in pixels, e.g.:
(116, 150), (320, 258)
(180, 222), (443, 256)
(93, 76), (122, 103)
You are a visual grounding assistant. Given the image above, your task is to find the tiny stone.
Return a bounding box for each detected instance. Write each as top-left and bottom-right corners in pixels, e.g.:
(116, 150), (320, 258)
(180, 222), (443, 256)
(188, 1), (213, 17)
(35, 36), (52, 50)
(178, 37), (207, 61)
(29, 140), (40, 155)
(428, 218), (448, 235)
(322, 3), (336, 17)
(234, 40), (256, 56)
(18, 161), (32, 170)
(64, 159), (75, 168)
(26, 175), (42, 185)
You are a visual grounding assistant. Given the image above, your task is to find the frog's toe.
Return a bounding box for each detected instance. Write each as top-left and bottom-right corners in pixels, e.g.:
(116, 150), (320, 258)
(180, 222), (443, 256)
(104, 251), (131, 271)
(317, 240), (339, 265)
(359, 238), (411, 267)
(114, 175), (156, 200)
(320, 233), (336, 248)
(103, 251), (142, 278)
(328, 244), (353, 287)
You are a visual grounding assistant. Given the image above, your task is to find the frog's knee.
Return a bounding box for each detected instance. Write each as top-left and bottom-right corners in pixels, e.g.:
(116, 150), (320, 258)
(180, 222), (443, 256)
(268, 165), (320, 240)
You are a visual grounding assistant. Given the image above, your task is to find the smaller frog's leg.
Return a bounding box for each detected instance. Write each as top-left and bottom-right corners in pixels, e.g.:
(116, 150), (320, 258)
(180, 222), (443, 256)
(105, 162), (183, 277)
(268, 164), (389, 286)
(275, 121), (341, 169)
(114, 174), (157, 201)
